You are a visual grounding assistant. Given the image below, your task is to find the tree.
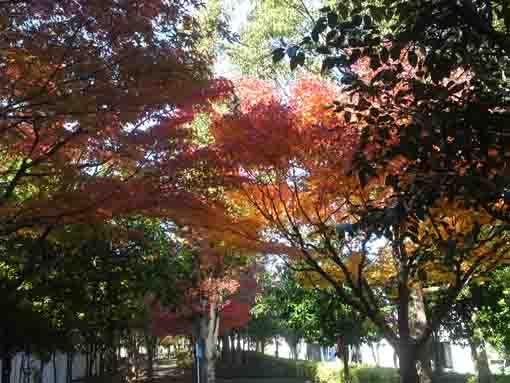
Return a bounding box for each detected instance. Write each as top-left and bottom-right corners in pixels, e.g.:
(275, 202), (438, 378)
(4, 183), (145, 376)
(254, 267), (377, 382)
(225, 0), (320, 84)
(265, 1), (510, 381)
(0, 4), (242, 378)
(206, 69), (510, 383)
(148, 241), (257, 383)
(244, 271), (281, 357)
(249, 267), (306, 360)
(0, 215), (194, 383)
(443, 266), (510, 382)
(0, 0), (232, 239)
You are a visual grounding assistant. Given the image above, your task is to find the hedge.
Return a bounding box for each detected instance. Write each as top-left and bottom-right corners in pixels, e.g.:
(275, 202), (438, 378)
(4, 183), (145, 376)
(217, 352), (510, 383)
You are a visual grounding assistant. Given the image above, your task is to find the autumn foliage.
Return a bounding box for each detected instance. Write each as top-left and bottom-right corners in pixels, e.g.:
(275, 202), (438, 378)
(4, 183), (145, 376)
(206, 61), (510, 380)
(148, 266), (257, 337)
(0, 0), (234, 238)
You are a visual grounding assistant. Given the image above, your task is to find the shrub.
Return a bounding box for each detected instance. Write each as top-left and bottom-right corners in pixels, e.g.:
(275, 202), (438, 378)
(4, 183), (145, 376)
(353, 367), (399, 383)
(217, 352), (316, 380)
(174, 348), (193, 369)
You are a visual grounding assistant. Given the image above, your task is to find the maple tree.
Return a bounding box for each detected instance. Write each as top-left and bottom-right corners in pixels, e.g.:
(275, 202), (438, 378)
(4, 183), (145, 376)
(147, 241), (257, 383)
(0, 3), (244, 381)
(0, 0), (236, 240)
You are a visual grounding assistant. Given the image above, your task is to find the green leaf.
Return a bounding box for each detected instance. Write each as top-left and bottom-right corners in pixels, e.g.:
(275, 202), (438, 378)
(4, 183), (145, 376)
(380, 46), (389, 63)
(290, 52), (305, 70)
(363, 15), (372, 29)
(327, 12), (338, 28)
(352, 14), (363, 27)
(325, 30), (338, 42)
(407, 49), (418, 67)
(311, 17), (328, 43)
(390, 43), (402, 60)
(272, 48), (285, 64)
(316, 46), (331, 54)
(369, 6), (385, 22)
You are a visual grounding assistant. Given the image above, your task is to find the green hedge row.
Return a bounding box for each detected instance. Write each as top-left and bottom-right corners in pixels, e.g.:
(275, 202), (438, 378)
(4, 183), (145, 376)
(217, 353), (399, 382)
(217, 352), (317, 380)
(313, 362), (398, 383)
(217, 352), (510, 383)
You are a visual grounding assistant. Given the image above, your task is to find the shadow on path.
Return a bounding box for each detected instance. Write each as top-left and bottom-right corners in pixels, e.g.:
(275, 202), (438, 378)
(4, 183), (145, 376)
(137, 359), (309, 383)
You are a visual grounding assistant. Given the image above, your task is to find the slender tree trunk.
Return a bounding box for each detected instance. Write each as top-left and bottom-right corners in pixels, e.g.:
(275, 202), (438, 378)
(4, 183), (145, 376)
(398, 282), (419, 383)
(220, 334), (230, 361)
(287, 337), (298, 361)
(341, 343), (350, 383)
(235, 331), (242, 365)
(274, 338), (279, 358)
(39, 359), (45, 383)
(369, 342), (380, 367)
(52, 353), (57, 383)
(397, 260), (422, 383)
(399, 343), (418, 383)
(410, 285), (433, 383)
(470, 337), (493, 383)
(144, 333), (155, 379)
(18, 353), (24, 383)
(432, 333), (443, 376)
(198, 300), (220, 383)
(66, 352), (74, 383)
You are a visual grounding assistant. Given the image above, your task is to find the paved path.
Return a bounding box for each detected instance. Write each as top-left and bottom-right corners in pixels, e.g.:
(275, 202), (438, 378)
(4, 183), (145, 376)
(143, 359), (309, 383)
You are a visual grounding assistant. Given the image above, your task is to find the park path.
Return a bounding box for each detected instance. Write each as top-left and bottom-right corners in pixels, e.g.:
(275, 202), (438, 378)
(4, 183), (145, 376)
(144, 359), (309, 383)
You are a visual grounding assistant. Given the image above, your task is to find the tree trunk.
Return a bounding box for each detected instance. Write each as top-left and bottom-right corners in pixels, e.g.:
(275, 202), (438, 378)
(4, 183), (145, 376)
(470, 337), (493, 383)
(18, 353), (24, 383)
(399, 343), (419, 383)
(286, 336), (298, 360)
(289, 344), (297, 360)
(397, 269), (420, 383)
(410, 285), (433, 383)
(144, 333), (155, 379)
(220, 334), (230, 361)
(274, 338), (279, 358)
(66, 352), (74, 383)
(369, 342), (380, 367)
(52, 353), (57, 383)
(2, 354), (12, 383)
(234, 331), (242, 365)
(39, 359), (45, 383)
(432, 333), (443, 376)
(198, 300), (220, 383)
(340, 342), (350, 383)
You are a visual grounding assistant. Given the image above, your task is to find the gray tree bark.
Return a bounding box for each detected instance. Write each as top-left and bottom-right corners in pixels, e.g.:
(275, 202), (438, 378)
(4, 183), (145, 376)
(470, 335), (493, 383)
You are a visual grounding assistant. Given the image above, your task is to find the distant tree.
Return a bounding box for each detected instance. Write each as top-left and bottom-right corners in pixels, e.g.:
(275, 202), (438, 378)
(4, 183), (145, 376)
(443, 266), (510, 382)
(148, 243), (257, 383)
